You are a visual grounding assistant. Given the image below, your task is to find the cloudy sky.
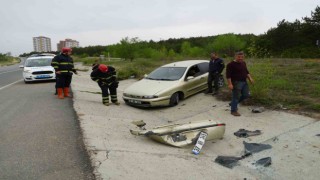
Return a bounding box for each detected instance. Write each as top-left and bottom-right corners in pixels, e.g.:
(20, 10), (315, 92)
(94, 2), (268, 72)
(0, 0), (318, 56)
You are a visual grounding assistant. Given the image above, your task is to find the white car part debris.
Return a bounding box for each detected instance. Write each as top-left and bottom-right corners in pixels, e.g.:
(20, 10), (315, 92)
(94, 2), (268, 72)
(192, 131), (207, 155)
(130, 119), (225, 147)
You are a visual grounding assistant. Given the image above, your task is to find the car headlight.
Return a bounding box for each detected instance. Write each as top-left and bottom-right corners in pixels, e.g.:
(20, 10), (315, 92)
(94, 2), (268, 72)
(142, 95), (158, 99)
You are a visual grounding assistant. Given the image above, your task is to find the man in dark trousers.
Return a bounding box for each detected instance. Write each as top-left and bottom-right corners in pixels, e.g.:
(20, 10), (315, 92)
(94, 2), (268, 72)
(51, 47), (77, 99)
(205, 52), (225, 95)
(226, 51), (254, 116)
(90, 64), (120, 106)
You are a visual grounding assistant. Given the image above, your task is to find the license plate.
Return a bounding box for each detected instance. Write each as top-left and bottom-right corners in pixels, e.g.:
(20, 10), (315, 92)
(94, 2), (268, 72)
(128, 99), (142, 104)
(36, 75), (50, 79)
(192, 132), (208, 155)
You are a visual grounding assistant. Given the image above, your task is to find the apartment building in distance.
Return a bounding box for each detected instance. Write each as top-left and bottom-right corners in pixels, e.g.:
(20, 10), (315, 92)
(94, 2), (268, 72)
(33, 36), (52, 52)
(57, 39), (80, 51)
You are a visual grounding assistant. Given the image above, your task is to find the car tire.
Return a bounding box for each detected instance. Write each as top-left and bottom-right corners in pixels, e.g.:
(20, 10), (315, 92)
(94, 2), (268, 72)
(218, 75), (224, 87)
(169, 93), (179, 107)
(24, 80), (29, 84)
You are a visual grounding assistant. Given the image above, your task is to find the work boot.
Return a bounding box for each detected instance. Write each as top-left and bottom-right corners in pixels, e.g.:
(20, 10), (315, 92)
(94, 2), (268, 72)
(103, 102), (110, 106)
(204, 90), (213, 94)
(212, 91), (219, 96)
(57, 88), (64, 99)
(113, 102), (120, 105)
(63, 87), (71, 97)
(231, 111), (241, 116)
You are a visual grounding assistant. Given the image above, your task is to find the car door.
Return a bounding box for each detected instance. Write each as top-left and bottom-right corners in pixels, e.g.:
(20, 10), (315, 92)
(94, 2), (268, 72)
(183, 62), (208, 97)
(197, 62), (209, 89)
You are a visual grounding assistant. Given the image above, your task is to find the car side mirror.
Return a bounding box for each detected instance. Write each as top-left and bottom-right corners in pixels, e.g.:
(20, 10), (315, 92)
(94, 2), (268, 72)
(19, 65), (24, 68)
(186, 76), (194, 81)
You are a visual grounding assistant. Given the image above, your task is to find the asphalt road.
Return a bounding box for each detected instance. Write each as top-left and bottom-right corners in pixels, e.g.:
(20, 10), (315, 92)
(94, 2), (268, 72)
(0, 62), (94, 179)
(0, 58), (24, 88)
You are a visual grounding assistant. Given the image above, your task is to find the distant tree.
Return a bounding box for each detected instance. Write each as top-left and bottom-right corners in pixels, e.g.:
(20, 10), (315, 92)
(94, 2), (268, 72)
(119, 37), (140, 61)
(303, 6), (320, 25)
(211, 34), (246, 57)
(167, 49), (176, 60)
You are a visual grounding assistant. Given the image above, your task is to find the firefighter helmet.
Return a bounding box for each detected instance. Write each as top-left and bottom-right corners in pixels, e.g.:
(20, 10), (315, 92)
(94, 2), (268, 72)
(62, 47), (72, 53)
(98, 64), (108, 73)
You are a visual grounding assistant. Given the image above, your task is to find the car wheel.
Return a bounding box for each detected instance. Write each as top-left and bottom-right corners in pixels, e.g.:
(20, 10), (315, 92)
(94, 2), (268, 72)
(218, 75), (224, 87)
(24, 80), (29, 84)
(169, 93), (179, 107)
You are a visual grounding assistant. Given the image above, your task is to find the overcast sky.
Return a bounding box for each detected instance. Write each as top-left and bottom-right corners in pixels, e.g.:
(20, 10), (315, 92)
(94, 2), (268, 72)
(0, 0), (318, 56)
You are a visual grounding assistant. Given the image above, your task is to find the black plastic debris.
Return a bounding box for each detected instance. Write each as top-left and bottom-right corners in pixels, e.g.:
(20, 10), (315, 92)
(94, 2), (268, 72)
(234, 129), (262, 138)
(316, 134), (320, 137)
(255, 157), (272, 167)
(214, 156), (242, 168)
(243, 141), (272, 154)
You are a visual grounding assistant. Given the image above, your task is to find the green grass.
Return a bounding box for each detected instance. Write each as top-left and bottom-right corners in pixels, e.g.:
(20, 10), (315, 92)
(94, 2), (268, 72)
(74, 57), (176, 80)
(74, 56), (320, 113)
(0, 57), (20, 66)
(236, 58), (320, 112)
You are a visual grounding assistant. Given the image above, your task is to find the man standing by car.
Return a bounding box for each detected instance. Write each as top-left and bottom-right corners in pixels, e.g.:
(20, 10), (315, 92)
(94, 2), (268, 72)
(51, 47), (77, 99)
(226, 51), (254, 116)
(90, 64), (120, 106)
(205, 52), (225, 95)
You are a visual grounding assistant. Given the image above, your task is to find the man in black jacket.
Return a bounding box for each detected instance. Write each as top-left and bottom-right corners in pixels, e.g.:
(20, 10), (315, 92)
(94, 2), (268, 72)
(51, 47), (77, 99)
(205, 52), (225, 95)
(90, 64), (120, 106)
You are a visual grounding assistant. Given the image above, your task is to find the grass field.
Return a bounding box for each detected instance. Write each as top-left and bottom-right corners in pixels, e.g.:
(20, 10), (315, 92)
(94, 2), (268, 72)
(74, 56), (320, 113)
(0, 57), (20, 66)
(220, 58), (320, 113)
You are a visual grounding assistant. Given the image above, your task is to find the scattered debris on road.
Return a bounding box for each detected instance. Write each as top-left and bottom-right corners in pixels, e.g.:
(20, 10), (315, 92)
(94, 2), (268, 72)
(234, 129), (262, 138)
(251, 107), (265, 113)
(192, 131), (207, 155)
(214, 156), (243, 168)
(215, 142), (272, 168)
(255, 157), (272, 167)
(130, 119), (225, 147)
(79, 90), (102, 94)
(131, 120), (146, 130)
(244, 141), (272, 154)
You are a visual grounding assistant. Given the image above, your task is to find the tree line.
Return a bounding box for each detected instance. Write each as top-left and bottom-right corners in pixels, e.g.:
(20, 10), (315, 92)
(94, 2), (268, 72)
(20, 6), (320, 59)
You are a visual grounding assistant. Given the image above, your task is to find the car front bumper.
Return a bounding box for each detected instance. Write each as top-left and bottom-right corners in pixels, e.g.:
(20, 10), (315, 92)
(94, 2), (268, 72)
(123, 96), (170, 107)
(23, 72), (56, 82)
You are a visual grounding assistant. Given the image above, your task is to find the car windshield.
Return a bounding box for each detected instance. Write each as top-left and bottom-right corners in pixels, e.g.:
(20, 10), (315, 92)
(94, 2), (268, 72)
(25, 58), (52, 67)
(146, 67), (187, 81)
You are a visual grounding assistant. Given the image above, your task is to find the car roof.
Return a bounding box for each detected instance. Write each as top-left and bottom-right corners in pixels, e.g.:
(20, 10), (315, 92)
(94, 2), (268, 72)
(162, 60), (208, 68)
(26, 56), (54, 60)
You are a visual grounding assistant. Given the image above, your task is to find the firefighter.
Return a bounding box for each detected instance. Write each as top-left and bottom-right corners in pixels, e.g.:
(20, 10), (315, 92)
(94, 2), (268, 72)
(90, 64), (120, 106)
(51, 47), (77, 99)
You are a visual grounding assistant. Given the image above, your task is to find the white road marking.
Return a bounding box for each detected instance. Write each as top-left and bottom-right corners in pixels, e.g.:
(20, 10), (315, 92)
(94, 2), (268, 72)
(0, 79), (23, 91)
(0, 69), (21, 75)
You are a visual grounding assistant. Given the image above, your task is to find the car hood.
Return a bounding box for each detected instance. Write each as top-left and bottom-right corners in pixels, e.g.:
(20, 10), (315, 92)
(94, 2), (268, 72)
(24, 66), (54, 71)
(125, 79), (178, 96)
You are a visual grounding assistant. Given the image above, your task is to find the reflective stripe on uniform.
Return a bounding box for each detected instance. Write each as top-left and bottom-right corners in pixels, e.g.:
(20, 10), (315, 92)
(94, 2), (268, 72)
(59, 62), (73, 65)
(110, 95), (117, 101)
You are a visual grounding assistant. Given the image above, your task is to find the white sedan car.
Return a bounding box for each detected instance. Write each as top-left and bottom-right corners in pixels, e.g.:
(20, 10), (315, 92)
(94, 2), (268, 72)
(20, 54), (56, 83)
(123, 60), (224, 107)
